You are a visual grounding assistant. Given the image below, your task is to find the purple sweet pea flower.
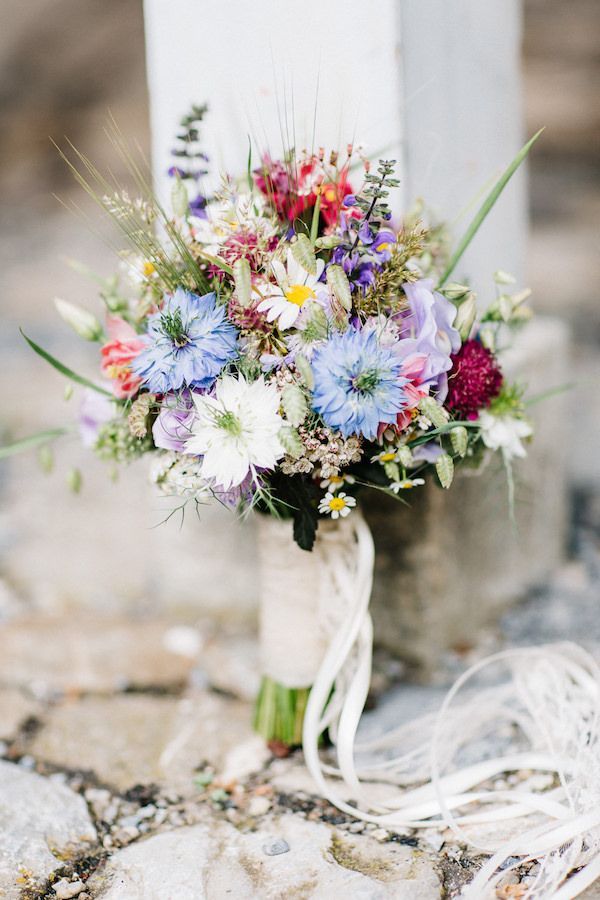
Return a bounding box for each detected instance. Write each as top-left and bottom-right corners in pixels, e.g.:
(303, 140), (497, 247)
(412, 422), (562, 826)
(79, 390), (115, 448)
(399, 279), (460, 402)
(153, 391), (198, 452)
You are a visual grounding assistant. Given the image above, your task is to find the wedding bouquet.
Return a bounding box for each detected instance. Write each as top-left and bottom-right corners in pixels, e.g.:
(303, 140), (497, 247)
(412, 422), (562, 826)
(9, 109), (600, 898)
(15, 108), (537, 749)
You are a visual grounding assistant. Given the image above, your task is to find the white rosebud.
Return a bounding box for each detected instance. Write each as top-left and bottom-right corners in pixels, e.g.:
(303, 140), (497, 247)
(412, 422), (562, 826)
(493, 269), (516, 285)
(454, 293), (477, 341)
(54, 298), (103, 341)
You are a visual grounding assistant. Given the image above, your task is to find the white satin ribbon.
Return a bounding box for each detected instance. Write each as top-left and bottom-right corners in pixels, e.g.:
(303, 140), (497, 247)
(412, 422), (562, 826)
(301, 513), (600, 899)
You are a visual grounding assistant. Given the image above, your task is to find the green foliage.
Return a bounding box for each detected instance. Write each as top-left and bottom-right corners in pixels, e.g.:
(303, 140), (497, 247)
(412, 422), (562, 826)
(419, 396), (449, 429)
(233, 258), (252, 307)
(439, 129), (544, 286)
(21, 330), (114, 397)
(450, 425), (468, 458)
(278, 425), (304, 458)
(435, 452), (454, 489)
(291, 233), (317, 276)
(281, 384), (308, 428)
(326, 265), (352, 312)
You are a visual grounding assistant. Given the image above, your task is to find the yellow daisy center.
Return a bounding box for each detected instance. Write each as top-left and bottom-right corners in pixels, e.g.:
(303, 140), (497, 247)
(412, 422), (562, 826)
(143, 261), (155, 277)
(379, 451), (396, 462)
(285, 284), (316, 307)
(329, 497), (346, 511)
(329, 475), (344, 485)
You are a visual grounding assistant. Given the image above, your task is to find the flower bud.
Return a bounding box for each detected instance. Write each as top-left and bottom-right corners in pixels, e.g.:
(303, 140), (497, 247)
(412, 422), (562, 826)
(454, 293), (477, 341)
(443, 282), (471, 302)
(170, 175), (189, 218)
(54, 298), (103, 341)
(493, 269), (516, 285)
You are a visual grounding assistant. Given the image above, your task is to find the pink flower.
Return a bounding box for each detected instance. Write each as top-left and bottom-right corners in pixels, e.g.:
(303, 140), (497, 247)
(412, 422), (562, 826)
(100, 315), (145, 399)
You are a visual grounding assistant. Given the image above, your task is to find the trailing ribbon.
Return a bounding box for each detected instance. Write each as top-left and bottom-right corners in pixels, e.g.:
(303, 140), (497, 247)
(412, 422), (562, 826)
(301, 512), (600, 899)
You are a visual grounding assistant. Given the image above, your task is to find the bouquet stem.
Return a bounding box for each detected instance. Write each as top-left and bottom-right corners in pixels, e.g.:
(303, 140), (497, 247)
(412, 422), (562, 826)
(253, 676), (310, 748)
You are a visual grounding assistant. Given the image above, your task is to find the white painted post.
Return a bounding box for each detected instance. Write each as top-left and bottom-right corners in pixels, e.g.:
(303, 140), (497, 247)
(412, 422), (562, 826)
(142, 0), (568, 664)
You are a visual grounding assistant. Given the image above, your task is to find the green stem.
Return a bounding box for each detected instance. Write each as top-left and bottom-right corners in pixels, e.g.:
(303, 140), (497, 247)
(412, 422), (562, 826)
(253, 676), (311, 747)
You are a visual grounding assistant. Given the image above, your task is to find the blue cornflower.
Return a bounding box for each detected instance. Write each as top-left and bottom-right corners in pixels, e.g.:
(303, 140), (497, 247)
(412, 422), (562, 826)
(132, 288), (238, 394)
(311, 328), (407, 440)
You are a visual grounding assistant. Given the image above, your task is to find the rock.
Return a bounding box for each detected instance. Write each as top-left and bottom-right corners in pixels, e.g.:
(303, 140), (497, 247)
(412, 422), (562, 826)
(262, 838), (290, 856)
(90, 814), (441, 899)
(52, 878), (86, 898)
(27, 690), (254, 793)
(0, 760), (96, 899)
(247, 795), (271, 817)
(0, 616), (198, 695)
(0, 686), (42, 741)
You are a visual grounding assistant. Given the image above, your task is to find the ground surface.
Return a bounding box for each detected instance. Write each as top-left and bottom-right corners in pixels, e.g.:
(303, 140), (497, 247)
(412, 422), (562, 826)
(0, 1), (599, 897)
(0, 493), (599, 899)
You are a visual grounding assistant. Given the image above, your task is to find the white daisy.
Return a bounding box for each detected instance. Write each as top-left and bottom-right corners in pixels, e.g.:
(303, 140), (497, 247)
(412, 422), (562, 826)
(258, 248), (326, 331)
(185, 375), (284, 490)
(318, 491), (357, 519)
(390, 478), (425, 492)
(479, 411), (533, 461)
(371, 447), (400, 464)
(319, 473), (356, 492)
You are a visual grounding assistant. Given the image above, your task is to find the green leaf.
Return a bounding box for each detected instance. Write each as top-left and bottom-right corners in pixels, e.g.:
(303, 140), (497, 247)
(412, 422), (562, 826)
(327, 264), (352, 311)
(67, 467), (82, 494)
(281, 384), (308, 427)
(37, 444), (54, 473)
(438, 129), (544, 287)
(419, 396), (449, 429)
(0, 428), (68, 461)
(450, 425), (468, 458)
(233, 258), (252, 307)
(436, 452), (454, 489)
(291, 233), (317, 276)
(21, 329), (114, 397)
(309, 191), (322, 246)
(278, 425), (304, 458)
(295, 354), (314, 391)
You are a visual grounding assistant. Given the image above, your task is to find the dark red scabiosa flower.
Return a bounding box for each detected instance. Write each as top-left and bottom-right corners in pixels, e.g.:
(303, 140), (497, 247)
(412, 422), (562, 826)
(446, 339), (503, 419)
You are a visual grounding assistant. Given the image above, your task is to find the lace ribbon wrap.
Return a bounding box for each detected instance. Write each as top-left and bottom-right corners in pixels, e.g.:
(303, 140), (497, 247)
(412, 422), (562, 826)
(258, 510), (600, 899)
(256, 513), (359, 688)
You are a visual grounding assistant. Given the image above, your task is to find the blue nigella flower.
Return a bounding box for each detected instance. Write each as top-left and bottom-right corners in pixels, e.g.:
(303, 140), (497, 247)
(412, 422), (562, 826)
(311, 328), (408, 440)
(132, 288), (238, 394)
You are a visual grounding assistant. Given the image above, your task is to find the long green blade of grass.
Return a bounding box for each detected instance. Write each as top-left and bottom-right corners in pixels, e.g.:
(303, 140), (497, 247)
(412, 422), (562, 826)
(21, 329), (114, 397)
(0, 428), (68, 460)
(438, 128), (544, 287)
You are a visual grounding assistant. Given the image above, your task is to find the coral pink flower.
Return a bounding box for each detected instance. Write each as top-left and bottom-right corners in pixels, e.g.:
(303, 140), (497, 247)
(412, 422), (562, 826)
(377, 353), (429, 439)
(100, 315), (145, 399)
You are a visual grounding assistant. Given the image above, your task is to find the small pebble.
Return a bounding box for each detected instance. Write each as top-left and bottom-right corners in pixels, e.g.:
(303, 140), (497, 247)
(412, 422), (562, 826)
(348, 822), (365, 834)
(371, 828), (389, 842)
(112, 825), (140, 845)
(52, 879), (85, 899)
(263, 838), (290, 856)
(248, 796), (271, 817)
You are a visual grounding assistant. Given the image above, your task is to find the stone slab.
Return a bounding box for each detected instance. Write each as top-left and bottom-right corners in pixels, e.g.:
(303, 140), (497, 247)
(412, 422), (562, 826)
(0, 616), (199, 696)
(90, 815), (441, 899)
(26, 690), (256, 793)
(0, 760), (97, 899)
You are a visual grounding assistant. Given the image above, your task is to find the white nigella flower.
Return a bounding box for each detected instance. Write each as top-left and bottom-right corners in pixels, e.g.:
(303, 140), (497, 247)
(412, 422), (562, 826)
(258, 248), (326, 330)
(319, 473), (356, 492)
(390, 478), (425, 492)
(318, 491), (357, 519)
(479, 411), (533, 460)
(185, 375), (284, 489)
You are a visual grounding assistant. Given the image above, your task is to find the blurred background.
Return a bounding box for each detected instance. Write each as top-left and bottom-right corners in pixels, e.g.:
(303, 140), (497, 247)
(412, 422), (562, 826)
(0, 0), (598, 634)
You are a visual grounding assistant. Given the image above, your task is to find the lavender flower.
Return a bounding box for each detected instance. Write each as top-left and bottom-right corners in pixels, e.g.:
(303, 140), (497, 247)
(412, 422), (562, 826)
(132, 289), (238, 394)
